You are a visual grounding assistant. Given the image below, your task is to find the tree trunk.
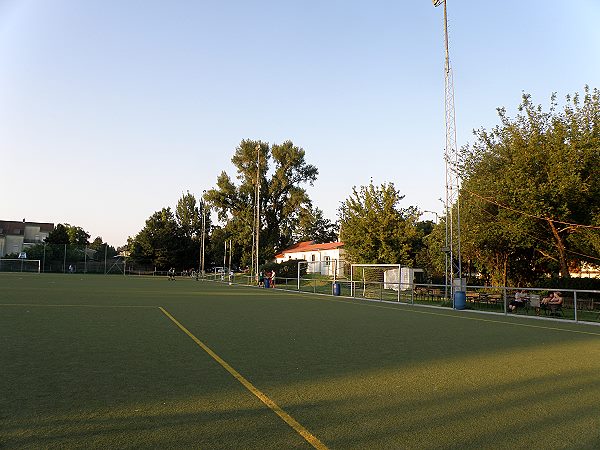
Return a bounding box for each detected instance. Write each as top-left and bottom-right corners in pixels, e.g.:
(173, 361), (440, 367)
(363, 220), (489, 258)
(546, 219), (570, 278)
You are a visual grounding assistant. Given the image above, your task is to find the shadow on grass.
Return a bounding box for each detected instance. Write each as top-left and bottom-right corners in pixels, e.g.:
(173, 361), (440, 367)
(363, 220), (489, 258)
(276, 359), (600, 448)
(2, 396), (312, 449)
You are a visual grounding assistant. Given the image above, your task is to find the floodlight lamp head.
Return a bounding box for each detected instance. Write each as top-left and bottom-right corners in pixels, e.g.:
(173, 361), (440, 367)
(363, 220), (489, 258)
(432, 0), (445, 7)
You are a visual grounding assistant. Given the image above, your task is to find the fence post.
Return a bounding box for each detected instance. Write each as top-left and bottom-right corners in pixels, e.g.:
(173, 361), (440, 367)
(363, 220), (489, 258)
(574, 290), (578, 323)
(42, 243), (46, 273)
(63, 244), (67, 273)
(503, 286), (507, 315)
(313, 277), (316, 293)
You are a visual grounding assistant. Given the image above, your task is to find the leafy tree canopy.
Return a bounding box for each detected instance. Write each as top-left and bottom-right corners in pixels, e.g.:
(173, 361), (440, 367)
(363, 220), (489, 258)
(89, 236), (118, 259)
(459, 86), (600, 284)
(128, 207), (185, 269)
(128, 192), (213, 270)
(66, 225), (90, 246)
(294, 206), (339, 244)
(176, 191), (201, 239)
(205, 139), (318, 266)
(338, 181), (421, 265)
(45, 224), (70, 245)
(45, 223), (90, 245)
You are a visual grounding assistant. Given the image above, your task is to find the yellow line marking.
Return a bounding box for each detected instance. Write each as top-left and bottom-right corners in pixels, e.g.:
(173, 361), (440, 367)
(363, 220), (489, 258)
(0, 303), (155, 308)
(158, 306), (328, 450)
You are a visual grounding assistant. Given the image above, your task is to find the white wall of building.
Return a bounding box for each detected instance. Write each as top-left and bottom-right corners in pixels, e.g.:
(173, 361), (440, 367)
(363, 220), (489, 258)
(276, 248), (345, 277)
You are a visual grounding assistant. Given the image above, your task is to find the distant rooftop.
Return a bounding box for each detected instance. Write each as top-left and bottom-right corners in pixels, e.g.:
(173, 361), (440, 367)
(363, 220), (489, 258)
(275, 241), (343, 258)
(0, 220), (54, 236)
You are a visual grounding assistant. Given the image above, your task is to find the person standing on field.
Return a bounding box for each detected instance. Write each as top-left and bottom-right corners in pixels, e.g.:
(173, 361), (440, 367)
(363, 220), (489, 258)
(270, 270), (276, 288)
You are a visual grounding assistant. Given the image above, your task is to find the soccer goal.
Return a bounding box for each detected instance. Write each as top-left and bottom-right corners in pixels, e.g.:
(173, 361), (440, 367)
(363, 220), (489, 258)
(0, 258), (41, 273)
(350, 264), (406, 302)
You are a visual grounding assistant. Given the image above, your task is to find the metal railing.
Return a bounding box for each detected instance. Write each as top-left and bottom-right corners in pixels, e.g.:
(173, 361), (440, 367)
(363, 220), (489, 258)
(200, 273), (600, 325)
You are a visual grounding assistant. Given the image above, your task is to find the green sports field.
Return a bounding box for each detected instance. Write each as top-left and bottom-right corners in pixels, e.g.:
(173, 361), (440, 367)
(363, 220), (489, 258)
(2, 274), (599, 449)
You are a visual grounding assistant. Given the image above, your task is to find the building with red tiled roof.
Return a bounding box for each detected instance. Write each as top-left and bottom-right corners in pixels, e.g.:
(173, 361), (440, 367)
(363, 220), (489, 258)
(275, 241), (345, 276)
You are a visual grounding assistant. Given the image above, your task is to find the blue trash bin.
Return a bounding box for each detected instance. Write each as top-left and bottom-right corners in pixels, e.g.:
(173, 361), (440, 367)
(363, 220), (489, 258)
(264, 278), (270, 289)
(333, 282), (341, 296)
(454, 291), (466, 310)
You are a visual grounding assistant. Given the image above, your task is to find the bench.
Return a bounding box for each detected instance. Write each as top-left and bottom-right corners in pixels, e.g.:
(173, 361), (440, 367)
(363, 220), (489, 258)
(546, 302), (564, 317)
(525, 294), (541, 315)
(487, 294), (502, 306)
(466, 292), (480, 304)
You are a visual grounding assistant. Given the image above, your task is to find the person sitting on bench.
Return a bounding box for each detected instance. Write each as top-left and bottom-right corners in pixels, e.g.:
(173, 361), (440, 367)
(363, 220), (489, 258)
(541, 291), (563, 314)
(509, 289), (527, 312)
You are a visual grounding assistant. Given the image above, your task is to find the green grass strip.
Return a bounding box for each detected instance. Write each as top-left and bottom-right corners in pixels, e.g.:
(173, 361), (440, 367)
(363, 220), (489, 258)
(0, 303), (155, 308)
(280, 292), (600, 336)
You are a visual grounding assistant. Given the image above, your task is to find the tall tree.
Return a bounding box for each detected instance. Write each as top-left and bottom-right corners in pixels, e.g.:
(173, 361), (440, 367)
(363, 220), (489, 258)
(176, 191), (201, 239)
(45, 224), (70, 245)
(65, 224), (90, 245)
(128, 208), (184, 269)
(175, 191), (210, 267)
(45, 223), (90, 246)
(338, 181), (421, 265)
(205, 139), (318, 267)
(89, 236), (117, 260)
(459, 87), (600, 283)
(295, 206), (339, 243)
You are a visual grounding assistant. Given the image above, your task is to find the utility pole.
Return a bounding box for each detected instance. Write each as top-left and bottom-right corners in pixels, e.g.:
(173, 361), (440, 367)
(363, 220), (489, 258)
(254, 144), (261, 281)
(200, 190), (207, 276)
(228, 239), (232, 282)
(433, 0), (462, 303)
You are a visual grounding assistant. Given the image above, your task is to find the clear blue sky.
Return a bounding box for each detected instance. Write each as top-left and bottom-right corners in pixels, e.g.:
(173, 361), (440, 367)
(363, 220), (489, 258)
(1, 0), (599, 247)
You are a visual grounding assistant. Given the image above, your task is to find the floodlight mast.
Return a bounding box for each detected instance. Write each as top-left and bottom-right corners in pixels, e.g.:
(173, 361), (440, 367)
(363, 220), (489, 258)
(254, 144), (261, 282)
(433, 0), (462, 302)
(200, 190), (207, 276)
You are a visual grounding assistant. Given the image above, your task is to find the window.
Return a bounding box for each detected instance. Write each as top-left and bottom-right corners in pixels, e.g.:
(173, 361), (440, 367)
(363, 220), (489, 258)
(324, 256), (331, 266)
(311, 254), (316, 262)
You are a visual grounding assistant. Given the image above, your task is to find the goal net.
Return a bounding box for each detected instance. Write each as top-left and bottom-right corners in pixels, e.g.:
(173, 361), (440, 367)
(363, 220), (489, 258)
(0, 259), (41, 273)
(350, 264), (402, 301)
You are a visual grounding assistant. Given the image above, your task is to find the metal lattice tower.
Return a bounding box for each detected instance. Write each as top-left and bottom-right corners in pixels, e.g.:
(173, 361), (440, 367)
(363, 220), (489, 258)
(433, 0), (462, 298)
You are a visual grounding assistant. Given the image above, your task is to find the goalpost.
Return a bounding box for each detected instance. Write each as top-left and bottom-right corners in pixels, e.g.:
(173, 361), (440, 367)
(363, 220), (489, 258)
(297, 260), (309, 290)
(0, 258), (41, 273)
(350, 264), (403, 302)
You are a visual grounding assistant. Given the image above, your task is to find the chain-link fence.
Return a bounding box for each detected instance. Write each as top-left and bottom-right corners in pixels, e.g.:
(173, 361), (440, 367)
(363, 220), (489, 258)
(0, 243), (155, 274)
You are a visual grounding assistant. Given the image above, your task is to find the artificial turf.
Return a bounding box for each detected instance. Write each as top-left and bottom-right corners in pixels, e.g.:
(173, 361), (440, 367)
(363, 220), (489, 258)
(1, 273), (599, 449)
